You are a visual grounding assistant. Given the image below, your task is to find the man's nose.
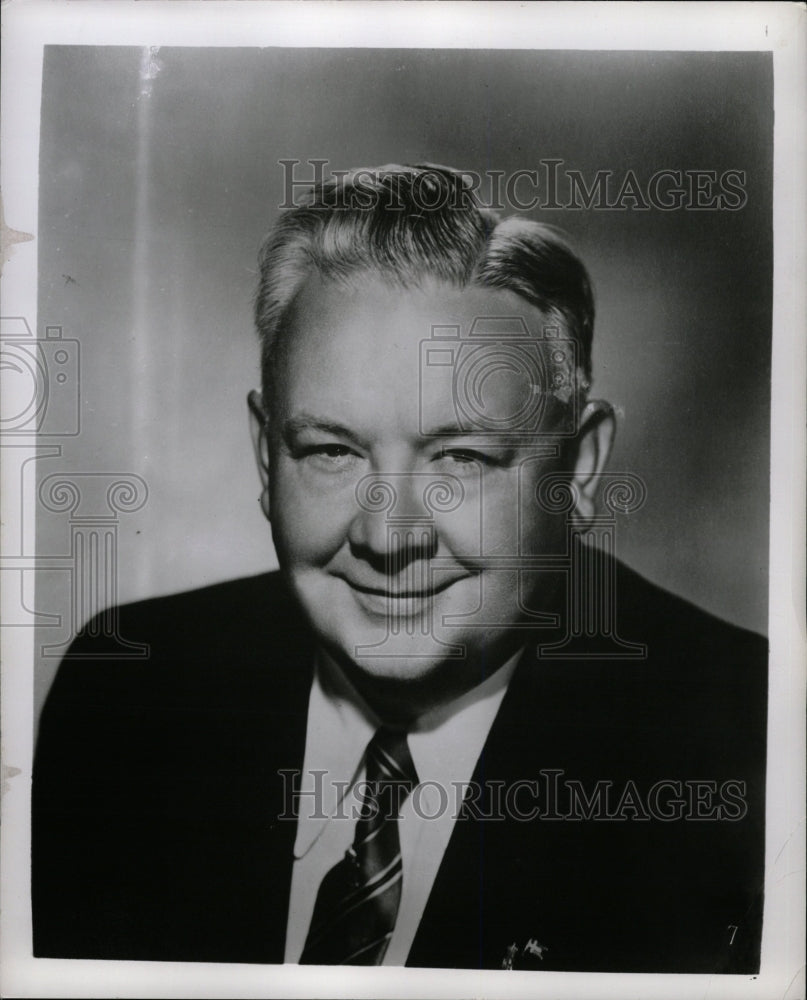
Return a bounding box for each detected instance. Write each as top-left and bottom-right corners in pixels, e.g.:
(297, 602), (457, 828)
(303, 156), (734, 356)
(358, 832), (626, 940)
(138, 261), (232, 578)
(348, 474), (439, 564)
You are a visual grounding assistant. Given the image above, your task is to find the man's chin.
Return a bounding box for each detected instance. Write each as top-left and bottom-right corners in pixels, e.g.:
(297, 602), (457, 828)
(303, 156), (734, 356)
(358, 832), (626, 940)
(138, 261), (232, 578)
(320, 635), (478, 724)
(304, 595), (521, 719)
(291, 573), (508, 698)
(296, 576), (452, 655)
(319, 626), (466, 684)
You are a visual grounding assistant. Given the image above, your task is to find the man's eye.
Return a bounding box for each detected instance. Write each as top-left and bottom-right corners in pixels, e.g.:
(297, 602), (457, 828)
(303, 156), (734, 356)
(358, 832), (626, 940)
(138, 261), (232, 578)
(440, 450), (496, 469)
(300, 444), (359, 471)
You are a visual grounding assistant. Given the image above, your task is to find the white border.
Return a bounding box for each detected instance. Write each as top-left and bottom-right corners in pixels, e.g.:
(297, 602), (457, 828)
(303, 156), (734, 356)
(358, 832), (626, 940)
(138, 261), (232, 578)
(2, 3), (804, 998)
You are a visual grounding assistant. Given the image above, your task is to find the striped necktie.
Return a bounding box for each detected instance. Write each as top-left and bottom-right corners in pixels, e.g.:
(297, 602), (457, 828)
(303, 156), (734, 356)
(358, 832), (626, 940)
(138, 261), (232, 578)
(299, 726), (418, 965)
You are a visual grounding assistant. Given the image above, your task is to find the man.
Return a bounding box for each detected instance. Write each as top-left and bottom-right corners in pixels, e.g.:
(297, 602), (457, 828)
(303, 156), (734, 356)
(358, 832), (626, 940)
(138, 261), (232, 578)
(32, 164), (767, 972)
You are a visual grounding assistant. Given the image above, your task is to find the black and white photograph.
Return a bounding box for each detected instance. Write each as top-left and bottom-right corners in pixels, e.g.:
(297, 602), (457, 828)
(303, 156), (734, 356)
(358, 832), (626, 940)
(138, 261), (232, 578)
(1, 3), (804, 998)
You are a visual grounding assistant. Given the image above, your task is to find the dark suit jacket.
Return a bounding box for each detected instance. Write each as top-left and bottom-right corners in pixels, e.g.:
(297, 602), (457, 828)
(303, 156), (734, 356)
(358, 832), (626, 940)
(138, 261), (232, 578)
(32, 560), (767, 972)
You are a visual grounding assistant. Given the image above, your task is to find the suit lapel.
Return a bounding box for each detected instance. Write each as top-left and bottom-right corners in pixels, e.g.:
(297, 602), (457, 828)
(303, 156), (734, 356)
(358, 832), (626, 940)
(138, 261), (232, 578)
(205, 578), (315, 964)
(406, 645), (626, 971)
(256, 619), (315, 962)
(406, 647), (556, 969)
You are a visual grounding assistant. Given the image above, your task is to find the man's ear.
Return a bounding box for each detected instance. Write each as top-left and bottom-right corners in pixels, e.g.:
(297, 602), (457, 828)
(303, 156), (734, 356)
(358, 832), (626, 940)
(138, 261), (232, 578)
(247, 389), (271, 519)
(570, 400), (616, 528)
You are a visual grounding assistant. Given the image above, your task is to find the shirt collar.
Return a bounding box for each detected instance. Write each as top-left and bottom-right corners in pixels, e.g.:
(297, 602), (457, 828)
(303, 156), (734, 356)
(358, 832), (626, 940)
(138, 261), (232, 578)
(293, 652), (378, 857)
(293, 647), (523, 858)
(407, 650), (521, 811)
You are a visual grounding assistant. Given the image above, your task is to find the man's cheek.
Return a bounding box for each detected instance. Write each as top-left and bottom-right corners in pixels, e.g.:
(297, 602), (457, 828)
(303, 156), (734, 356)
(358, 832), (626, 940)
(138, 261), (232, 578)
(271, 485), (354, 565)
(472, 478), (525, 558)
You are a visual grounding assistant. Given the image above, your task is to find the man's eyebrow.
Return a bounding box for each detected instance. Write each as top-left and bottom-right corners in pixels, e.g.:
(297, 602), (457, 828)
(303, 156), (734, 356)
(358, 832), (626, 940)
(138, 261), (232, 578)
(282, 414), (365, 447)
(421, 422), (479, 439)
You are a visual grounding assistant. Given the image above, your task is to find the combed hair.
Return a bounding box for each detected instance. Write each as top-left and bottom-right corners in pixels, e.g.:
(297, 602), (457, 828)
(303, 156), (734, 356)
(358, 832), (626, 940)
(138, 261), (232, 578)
(255, 163), (594, 400)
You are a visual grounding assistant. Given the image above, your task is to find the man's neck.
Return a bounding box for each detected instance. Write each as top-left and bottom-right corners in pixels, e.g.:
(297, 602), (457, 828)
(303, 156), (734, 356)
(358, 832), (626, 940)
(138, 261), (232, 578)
(318, 638), (526, 727)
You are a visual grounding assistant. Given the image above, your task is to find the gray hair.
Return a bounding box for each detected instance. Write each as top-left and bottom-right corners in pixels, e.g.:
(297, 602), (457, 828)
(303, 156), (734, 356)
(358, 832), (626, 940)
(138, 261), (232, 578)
(255, 163), (594, 404)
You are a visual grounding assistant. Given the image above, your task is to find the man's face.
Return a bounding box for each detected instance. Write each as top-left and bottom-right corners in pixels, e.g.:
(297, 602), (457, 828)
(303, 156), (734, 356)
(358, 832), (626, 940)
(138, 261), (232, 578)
(256, 274), (585, 707)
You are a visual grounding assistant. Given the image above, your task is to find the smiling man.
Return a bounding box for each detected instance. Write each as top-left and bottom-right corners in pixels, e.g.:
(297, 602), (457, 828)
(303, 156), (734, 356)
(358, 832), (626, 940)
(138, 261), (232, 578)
(32, 164), (768, 973)
(251, 275), (608, 717)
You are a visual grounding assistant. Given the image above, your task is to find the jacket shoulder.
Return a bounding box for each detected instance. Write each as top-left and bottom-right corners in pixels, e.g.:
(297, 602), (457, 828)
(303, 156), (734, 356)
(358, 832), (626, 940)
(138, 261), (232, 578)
(614, 558), (768, 665)
(38, 571), (310, 720)
(82, 569), (294, 637)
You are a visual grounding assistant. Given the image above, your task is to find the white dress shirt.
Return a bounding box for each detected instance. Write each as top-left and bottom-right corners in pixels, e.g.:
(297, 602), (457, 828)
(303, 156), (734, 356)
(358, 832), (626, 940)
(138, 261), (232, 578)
(284, 649), (521, 965)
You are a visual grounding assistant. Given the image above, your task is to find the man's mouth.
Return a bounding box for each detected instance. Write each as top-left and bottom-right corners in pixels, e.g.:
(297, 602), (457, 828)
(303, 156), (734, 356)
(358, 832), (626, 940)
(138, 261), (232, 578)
(348, 585), (445, 600)
(336, 571), (471, 616)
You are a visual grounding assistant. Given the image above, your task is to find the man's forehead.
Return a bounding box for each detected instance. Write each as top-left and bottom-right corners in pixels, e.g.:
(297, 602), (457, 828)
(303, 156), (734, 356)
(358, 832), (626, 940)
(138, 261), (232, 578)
(284, 272), (551, 342)
(270, 272), (569, 443)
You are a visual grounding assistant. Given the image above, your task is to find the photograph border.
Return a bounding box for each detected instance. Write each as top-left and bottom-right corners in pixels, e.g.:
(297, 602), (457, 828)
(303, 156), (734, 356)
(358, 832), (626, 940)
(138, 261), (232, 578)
(2, 3), (804, 998)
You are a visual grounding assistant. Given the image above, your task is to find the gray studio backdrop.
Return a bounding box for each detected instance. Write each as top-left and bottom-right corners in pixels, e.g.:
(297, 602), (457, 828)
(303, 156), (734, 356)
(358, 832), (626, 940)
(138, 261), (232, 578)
(32, 47), (773, 719)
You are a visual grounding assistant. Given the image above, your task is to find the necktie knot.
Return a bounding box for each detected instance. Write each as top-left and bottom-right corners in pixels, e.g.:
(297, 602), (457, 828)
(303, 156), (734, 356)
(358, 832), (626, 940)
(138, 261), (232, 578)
(358, 727), (418, 829)
(365, 726), (418, 784)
